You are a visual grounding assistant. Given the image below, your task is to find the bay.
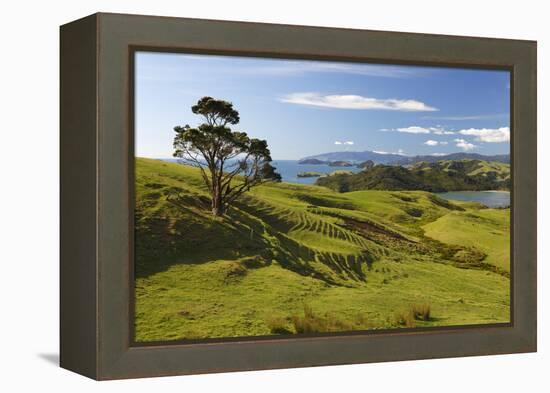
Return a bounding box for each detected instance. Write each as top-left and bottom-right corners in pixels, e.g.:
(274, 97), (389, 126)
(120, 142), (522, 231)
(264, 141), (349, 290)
(436, 191), (510, 208)
(272, 160), (362, 185)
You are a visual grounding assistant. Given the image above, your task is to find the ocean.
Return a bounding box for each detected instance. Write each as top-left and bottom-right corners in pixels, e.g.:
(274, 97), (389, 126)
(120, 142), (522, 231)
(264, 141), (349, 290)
(271, 160), (362, 185)
(436, 191), (510, 208)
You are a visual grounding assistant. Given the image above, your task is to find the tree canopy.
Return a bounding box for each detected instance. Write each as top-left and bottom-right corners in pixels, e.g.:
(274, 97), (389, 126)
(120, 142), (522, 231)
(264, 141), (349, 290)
(173, 97), (281, 215)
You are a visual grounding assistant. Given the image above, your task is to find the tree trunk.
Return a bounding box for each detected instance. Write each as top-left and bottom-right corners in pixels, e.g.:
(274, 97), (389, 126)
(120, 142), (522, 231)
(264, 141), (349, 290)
(212, 204), (224, 216)
(211, 186), (224, 216)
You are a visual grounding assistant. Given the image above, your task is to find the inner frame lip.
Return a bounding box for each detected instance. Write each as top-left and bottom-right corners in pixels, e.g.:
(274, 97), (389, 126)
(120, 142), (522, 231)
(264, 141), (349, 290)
(127, 45), (514, 349)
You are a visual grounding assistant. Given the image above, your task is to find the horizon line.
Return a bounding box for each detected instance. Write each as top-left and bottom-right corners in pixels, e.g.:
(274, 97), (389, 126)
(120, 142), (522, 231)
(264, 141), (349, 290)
(137, 150), (510, 161)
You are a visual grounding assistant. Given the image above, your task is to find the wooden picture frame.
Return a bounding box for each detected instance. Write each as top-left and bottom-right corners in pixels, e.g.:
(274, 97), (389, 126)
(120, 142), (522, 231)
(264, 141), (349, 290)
(60, 12), (537, 380)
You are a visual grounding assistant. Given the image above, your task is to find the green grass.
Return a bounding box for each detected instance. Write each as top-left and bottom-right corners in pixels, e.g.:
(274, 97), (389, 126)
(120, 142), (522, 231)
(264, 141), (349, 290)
(134, 158), (510, 342)
(463, 160), (510, 180)
(423, 208), (510, 272)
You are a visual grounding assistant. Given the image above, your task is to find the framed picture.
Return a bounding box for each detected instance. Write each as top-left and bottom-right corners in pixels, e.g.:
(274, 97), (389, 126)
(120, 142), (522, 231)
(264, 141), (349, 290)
(60, 13), (537, 380)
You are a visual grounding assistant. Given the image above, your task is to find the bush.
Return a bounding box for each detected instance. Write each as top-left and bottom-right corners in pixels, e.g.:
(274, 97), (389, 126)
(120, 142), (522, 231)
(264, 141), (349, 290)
(411, 303), (431, 321)
(404, 207), (423, 217)
(223, 262), (247, 281)
(266, 316), (293, 335)
(394, 310), (416, 328)
(291, 304), (355, 333)
(394, 303), (432, 327)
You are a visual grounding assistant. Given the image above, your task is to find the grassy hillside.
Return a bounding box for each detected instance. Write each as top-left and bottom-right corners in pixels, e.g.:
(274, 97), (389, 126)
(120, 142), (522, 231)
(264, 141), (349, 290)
(423, 209), (510, 272)
(135, 158), (510, 342)
(316, 159), (510, 193)
(413, 159), (510, 182)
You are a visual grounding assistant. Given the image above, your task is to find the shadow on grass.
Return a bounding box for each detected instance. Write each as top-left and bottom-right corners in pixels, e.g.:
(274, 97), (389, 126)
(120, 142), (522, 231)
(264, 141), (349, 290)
(135, 191), (374, 285)
(134, 214), (274, 278)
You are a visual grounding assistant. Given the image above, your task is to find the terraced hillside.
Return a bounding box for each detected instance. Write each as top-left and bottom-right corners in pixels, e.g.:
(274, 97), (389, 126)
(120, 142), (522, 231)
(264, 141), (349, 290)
(135, 158), (510, 342)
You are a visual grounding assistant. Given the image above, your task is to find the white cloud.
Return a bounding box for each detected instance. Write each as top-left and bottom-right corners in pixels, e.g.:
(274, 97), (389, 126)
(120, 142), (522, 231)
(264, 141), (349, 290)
(454, 138), (477, 151)
(344, 141), (354, 145)
(334, 141), (343, 145)
(281, 93), (438, 111)
(384, 125), (454, 134)
(424, 140), (449, 146)
(250, 61), (429, 78)
(458, 127), (510, 143)
(431, 153), (447, 156)
(431, 128), (455, 135)
(396, 126), (431, 134)
(373, 149), (406, 156)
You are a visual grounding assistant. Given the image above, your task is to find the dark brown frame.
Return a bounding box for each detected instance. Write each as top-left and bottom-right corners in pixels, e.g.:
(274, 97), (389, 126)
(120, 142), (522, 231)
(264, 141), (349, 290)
(60, 12), (537, 380)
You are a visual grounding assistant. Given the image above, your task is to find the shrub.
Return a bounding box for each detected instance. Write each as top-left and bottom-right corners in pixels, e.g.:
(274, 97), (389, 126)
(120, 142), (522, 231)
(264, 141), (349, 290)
(452, 248), (486, 265)
(241, 255), (267, 269)
(291, 304), (355, 333)
(394, 303), (432, 327)
(405, 207), (423, 217)
(411, 303), (431, 321)
(266, 316), (293, 335)
(394, 310), (416, 328)
(223, 262), (247, 282)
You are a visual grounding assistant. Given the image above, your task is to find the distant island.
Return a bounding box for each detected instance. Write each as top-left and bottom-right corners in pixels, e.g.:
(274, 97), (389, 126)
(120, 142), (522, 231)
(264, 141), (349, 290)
(298, 158), (354, 167)
(298, 158), (327, 165)
(297, 171), (324, 178)
(328, 160), (353, 167)
(298, 169), (354, 178)
(356, 160), (375, 170)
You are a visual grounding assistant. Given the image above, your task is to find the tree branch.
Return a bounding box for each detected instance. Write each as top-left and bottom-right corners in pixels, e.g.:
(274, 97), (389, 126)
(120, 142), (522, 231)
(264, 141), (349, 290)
(177, 145), (213, 193)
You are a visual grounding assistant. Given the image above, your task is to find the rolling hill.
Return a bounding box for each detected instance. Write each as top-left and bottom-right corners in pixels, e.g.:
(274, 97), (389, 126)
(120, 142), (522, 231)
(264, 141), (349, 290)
(134, 158), (510, 342)
(316, 159), (510, 193)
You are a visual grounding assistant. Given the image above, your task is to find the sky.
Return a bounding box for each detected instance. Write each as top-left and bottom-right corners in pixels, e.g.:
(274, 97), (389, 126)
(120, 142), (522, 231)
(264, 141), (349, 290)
(135, 51), (510, 160)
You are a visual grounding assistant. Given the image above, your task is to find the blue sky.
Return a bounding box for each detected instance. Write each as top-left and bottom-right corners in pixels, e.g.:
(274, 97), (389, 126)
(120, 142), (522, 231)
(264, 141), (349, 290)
(135, 51), (510, 160)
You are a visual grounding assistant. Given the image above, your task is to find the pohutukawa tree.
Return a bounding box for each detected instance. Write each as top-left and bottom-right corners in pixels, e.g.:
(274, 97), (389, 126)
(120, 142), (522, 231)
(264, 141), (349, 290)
(173, 97), (281, 216)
